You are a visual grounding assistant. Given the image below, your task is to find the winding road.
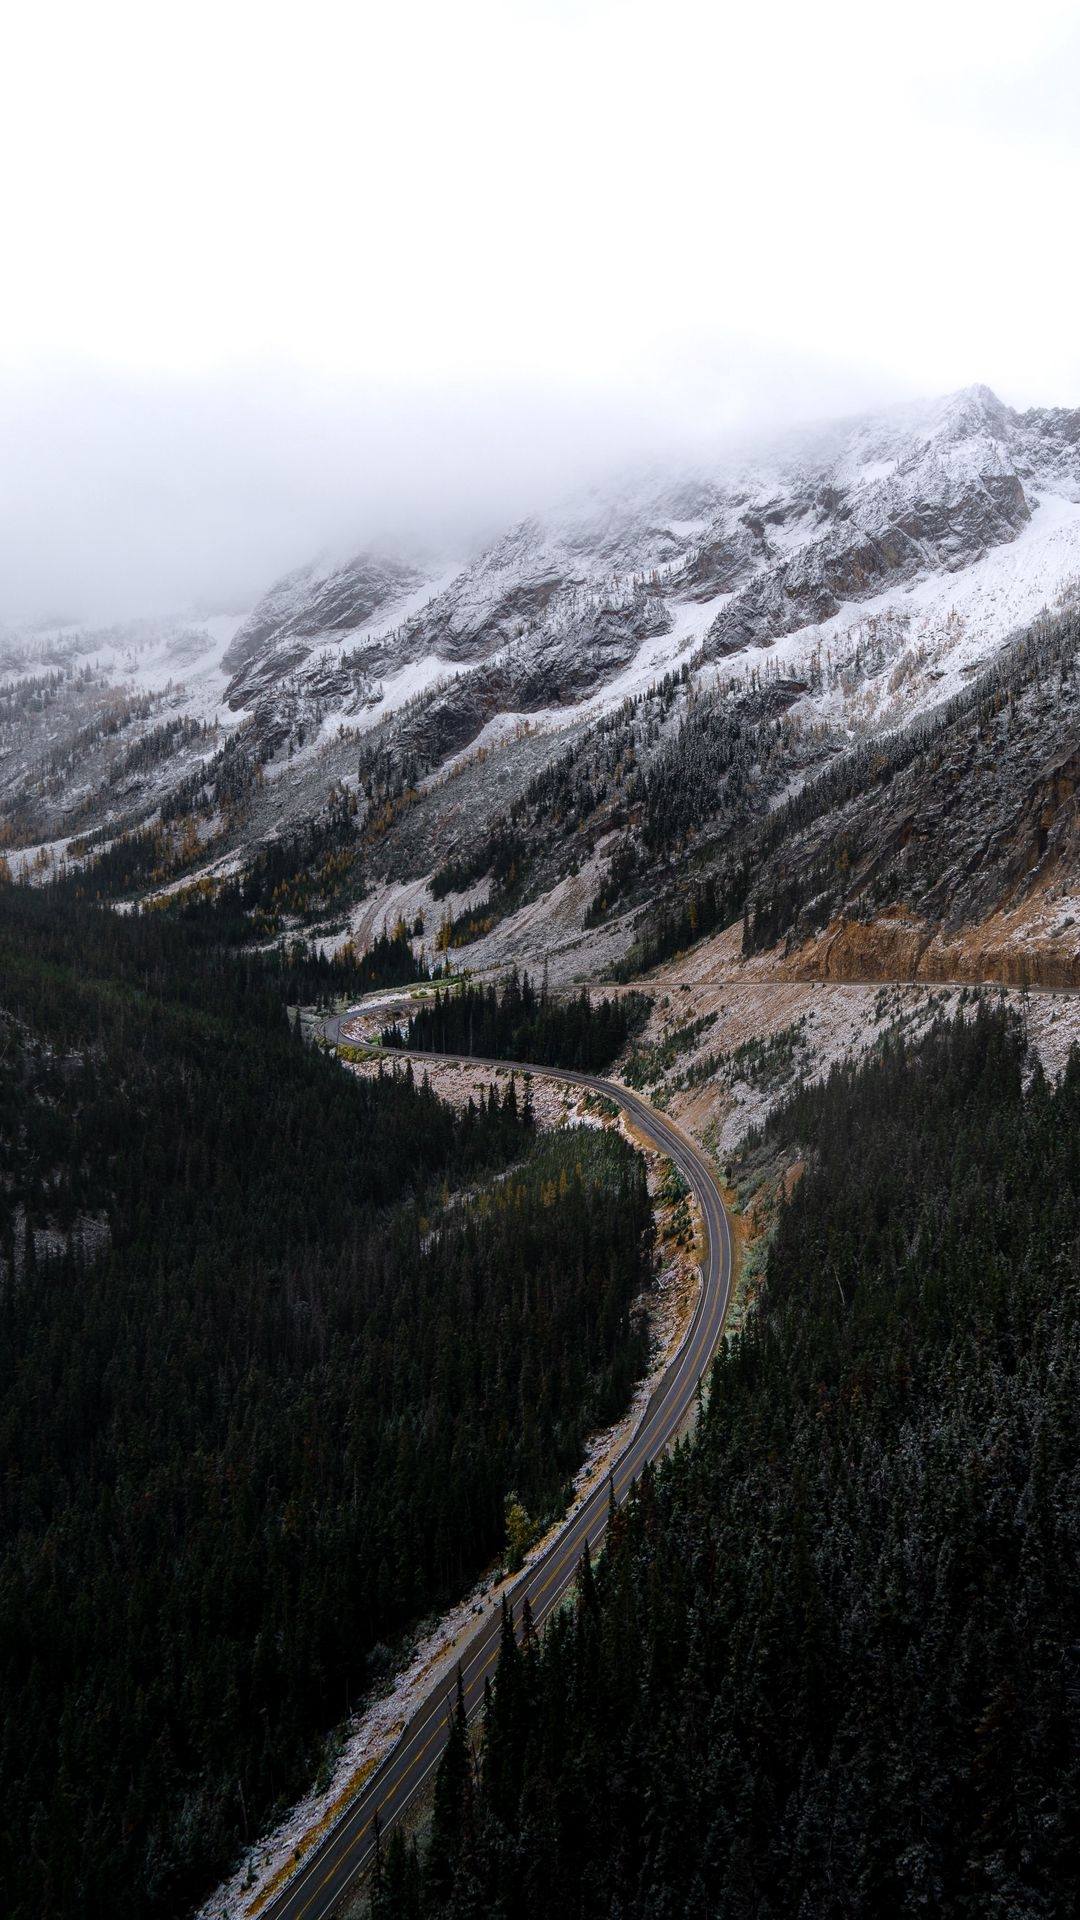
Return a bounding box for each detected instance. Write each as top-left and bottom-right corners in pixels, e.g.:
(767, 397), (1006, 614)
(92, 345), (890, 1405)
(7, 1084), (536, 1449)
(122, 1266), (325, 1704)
(261, 1055), (733, 1920)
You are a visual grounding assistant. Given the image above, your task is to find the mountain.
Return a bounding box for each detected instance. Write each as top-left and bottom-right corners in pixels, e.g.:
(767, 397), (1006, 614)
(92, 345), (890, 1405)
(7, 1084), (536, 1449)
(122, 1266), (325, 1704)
(221, 383), (1080, 733)
(3, 383), (1080, 987)
(7, 383), (1080, 1920)
(221, 551), (429, 705)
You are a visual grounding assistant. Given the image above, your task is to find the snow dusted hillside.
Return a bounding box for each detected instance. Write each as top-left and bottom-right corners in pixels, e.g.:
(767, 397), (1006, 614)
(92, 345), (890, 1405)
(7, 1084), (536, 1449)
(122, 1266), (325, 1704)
(707, 484), (1080, 737)
(4, 383), (1080, 921)
(0, 612), (248, 859)
(0, 610), (246, 711)
(219, 382), (1080, 746)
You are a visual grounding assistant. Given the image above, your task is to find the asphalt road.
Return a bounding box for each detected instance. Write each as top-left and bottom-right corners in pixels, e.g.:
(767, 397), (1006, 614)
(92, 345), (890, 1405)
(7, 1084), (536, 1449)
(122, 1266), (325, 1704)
(260, 1055), (733, 1920)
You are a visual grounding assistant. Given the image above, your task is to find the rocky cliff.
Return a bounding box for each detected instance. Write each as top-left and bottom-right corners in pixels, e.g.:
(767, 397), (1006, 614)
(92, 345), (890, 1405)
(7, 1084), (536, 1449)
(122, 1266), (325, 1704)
(5, 383), (1080, 991)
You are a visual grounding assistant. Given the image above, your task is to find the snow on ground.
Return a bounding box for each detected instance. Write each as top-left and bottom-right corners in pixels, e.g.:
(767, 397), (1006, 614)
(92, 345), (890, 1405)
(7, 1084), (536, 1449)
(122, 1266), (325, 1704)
(140, 844), (249, 902)
(332, 832), (630, 986)
(421, 707), (561, 785)
(322, 564), (467, 660)
(321, 488), (1080, 988)
(706, 491), (1080, 738)
(440, 845), (634, 988)
(337, 1049), (575, 1134)
(569, 594), (715, 716)
(375, 650), (456, 716)
(303, 476), (1080, 806)
(615, 928), (1080, 1164)
(324, 873), (473, 963)
(213, 934), (1080, 1920)
(315, 648), (473, 749)
(404, 600), (715, 798)
(6, 833), (82, 882)
(3, 609), (249, 714)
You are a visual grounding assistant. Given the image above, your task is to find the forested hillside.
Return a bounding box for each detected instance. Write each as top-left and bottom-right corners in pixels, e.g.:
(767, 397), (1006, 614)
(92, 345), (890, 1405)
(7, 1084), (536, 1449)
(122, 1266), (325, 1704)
(383, 970), (650, 1072)
(0, 883), (654, 1919)
(380, 1008), (1080, 1919)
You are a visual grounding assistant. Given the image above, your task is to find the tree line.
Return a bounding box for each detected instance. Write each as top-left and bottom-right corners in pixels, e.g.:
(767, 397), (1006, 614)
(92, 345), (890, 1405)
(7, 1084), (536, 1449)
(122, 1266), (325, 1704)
(383, 970), (650, 1073)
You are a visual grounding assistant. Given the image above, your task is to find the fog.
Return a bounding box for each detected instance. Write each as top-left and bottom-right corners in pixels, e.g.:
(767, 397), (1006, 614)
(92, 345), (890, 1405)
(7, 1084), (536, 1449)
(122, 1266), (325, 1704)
(0, 346), (917, 623)
(3, 0), (1079, 624)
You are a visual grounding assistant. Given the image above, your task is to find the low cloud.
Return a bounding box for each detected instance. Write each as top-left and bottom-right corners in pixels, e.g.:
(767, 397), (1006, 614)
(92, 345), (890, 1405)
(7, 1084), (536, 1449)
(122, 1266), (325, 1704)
(0, 345), (919, 625)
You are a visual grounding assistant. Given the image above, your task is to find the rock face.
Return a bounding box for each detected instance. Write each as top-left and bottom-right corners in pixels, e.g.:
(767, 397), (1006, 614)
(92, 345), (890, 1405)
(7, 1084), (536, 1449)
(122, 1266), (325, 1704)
(742, 604), (1080, 977)
(223, 384), (1080, 729)
(387, 589), (673, 770)
(213, 386), (1080, 725)
(7, 382), (1080, 909)
(787, 911), (1080, 991)
(702, 388), (1052, 657)
(224, 553), (426, 707)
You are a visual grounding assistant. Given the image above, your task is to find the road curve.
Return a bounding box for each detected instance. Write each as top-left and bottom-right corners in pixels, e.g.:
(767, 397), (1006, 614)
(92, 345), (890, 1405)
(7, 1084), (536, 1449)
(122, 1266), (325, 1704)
(261, 1055), (733, 1920)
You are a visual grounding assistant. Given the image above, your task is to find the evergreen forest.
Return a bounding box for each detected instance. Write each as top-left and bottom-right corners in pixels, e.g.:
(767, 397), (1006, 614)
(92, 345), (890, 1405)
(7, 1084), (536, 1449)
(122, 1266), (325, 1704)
(377, 1007), (1080, 1920)
(0, 882), (654, 1918)
(382, 971), (650, 1073)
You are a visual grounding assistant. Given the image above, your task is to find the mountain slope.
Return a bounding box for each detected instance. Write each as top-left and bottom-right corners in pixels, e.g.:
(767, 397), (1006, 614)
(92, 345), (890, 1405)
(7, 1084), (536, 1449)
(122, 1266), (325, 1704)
(4, 384), (1080, 991)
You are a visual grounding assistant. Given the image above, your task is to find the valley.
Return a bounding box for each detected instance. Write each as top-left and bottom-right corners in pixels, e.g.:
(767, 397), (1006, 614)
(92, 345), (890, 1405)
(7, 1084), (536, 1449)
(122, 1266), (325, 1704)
(5, 380), (1080, 1920)
(237, 1057), (732, 1920)
(9, 4), (1080, 1912)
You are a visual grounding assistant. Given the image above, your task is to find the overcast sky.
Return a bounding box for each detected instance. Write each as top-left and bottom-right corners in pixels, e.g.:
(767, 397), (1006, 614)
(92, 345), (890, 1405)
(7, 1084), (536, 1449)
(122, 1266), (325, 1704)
(3, 0), (1079, 621)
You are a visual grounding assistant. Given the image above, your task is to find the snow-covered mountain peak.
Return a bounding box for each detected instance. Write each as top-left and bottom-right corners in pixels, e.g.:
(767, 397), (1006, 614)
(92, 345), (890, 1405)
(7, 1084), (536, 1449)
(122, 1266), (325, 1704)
(927, 380), (1010, 438)
(7, 383), (1080, 862)
(207, 383), (1080, 766)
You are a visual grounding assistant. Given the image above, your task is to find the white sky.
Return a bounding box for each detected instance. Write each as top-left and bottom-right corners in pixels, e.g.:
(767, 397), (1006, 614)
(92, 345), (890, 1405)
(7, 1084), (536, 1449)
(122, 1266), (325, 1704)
(3, 0), (1080, 618)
